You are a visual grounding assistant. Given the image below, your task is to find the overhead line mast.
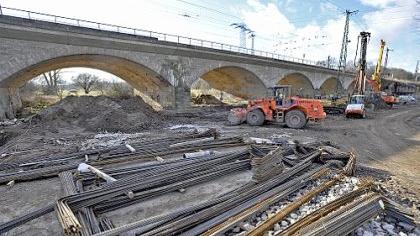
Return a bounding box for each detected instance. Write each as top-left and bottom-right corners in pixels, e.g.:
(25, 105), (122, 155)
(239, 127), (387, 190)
(338, 10), (358, 73)
(231, 23), (252, 48)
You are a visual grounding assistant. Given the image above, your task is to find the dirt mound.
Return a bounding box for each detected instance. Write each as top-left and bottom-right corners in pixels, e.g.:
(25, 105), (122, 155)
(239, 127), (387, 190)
(33, 96), (165, 133)
(192, 94), (225, 105)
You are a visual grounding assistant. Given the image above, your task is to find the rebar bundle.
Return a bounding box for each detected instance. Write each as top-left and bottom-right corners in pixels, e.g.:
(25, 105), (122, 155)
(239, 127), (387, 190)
(0, 130), (246, 184)
(278, 179), (374, 236)
(102, 151), (323, 236)
(0, 134), (378, 236)
(56, 201), (82, 235)
(298, 192), (384, 236)
(0, 148), (250, 235)
(251, 146), (284, 182)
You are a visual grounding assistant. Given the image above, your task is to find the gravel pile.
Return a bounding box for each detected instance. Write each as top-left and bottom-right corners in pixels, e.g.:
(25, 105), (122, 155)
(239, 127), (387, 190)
(356, 215), (419, 236)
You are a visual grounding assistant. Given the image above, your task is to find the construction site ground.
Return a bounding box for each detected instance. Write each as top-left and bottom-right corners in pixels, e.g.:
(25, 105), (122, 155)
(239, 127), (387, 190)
(0, 97), (419, 235)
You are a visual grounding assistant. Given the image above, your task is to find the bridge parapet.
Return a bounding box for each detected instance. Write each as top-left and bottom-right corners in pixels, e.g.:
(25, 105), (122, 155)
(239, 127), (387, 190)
(0, 6), (334, 69)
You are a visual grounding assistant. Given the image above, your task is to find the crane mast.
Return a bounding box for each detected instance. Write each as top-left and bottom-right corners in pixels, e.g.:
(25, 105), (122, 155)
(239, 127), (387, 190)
(371, 40), (386, 92)
(353, 31), (371, 95)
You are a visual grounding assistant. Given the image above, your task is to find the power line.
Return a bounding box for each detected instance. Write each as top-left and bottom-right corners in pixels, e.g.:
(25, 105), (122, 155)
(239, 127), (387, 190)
(322, 0), (345, 11)
(173, 0), (242, 20)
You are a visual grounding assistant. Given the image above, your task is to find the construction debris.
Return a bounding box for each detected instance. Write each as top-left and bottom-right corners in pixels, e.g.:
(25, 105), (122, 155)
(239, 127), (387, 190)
(0, 130), (418, 236)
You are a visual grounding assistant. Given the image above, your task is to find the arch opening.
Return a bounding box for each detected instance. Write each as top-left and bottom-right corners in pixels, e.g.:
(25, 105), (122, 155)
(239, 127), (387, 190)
(320, 77), (344, 97)
(278, 73), (315, 98)
(192, 66), (267, 105)
(2, 54), (174, 108)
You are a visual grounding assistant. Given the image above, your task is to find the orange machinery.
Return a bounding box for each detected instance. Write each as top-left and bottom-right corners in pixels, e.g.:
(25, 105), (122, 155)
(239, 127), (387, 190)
(228, 85), (326, 129)
(367, 39), (398, 106)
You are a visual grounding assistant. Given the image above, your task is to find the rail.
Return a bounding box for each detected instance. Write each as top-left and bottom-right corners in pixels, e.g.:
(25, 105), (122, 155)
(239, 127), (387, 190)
(0, 6), (338, 70)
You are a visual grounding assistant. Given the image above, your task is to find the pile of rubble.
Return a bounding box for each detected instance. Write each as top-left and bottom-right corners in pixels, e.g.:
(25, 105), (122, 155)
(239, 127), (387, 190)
(33, 96), (166, 132)
(192, 94), (226, 105)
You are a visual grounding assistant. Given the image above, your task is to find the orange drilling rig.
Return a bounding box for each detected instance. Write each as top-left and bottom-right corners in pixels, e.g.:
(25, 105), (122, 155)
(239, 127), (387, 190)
(228, 85), (326, 129)
(345, 33), (398, 118)
(367, 39), (398, 107)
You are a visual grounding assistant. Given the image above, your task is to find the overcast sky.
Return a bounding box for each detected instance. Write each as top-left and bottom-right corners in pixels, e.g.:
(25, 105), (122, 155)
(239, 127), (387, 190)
(1, 0), (419, 81)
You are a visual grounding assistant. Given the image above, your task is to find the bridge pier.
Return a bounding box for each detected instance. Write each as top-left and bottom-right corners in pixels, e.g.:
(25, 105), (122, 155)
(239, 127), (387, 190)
(174, 82), (192, 110)
(0, 88), (22, 120)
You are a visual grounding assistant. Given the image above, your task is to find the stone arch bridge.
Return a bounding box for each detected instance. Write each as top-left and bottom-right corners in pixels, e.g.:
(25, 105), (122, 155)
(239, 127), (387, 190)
(0, 14), (354, 119)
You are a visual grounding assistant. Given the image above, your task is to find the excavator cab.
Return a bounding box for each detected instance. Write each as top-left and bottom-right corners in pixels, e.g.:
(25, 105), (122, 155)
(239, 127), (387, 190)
(345, 95), (367, 118)
(349, 95), (365, 105)
(268, 85), (292, 107)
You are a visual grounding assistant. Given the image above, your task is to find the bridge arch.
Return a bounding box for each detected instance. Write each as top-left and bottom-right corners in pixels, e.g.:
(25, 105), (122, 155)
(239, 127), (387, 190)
(346, 81), (356, 95)
(319, 77), (344, 96)
(278, 72), (315, 98)
(197, 66), (267, 100)
(1, 54), (174, 107)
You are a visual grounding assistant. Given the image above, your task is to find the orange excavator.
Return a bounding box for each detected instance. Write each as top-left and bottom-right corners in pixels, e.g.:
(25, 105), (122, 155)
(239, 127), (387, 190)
(367, 39), (398, 107)
(228, 85), (326, 129)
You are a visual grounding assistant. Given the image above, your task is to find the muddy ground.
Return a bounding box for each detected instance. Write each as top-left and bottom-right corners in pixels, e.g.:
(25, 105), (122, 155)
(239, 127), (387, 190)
(0, 98), (419, 235)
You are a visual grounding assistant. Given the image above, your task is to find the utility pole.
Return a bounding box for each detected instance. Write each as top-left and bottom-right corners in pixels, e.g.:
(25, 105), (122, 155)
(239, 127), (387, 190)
(327, 56), (331, 68)
(415, 60), (419, 81)
(383, 47), (393, 78)
(231, 23), (251, 48)
(354, 31), (371, 95)
(338, 10), (358, 73)
(249, 31), (256, 54)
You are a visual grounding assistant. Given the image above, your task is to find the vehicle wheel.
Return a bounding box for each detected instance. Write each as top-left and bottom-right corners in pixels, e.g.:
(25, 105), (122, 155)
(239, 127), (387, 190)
(246, 109), (265, 126)
(285, 110), (306, 129)
(227, 111), (243, 125)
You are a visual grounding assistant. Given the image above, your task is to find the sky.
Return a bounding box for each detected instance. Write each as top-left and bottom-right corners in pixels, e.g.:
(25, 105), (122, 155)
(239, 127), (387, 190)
(1, 0), (419, 81)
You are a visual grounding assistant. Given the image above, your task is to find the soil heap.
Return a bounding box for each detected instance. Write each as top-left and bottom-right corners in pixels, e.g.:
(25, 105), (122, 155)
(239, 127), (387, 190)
(33, 96), (165, 133)
(192, 94), (226, 105)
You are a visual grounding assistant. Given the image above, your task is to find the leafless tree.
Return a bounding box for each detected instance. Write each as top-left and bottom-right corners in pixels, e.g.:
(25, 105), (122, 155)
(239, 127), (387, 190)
(387, 68), (415, 80)
(73, 73), (99, 94)
(110, 81), (134, 98)
(95, 80), (109, 95)
(19, 81), (41, 96)
(41, 70), (62, 95)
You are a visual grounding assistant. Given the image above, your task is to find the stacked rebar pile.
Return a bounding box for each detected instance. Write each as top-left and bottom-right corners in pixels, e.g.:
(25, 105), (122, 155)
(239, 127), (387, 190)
(251, 146), (285, 183)
(91, 149), (325, 236)
(0, 129), (248, 184)
(2, 133), (414, 236)
(0, 148), (251, 235)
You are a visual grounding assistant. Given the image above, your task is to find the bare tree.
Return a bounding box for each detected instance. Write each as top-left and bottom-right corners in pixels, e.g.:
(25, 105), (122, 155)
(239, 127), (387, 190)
(73, 73), (99, 94)
(110, 81), (134, 98)
(41, 70), (62, 95)
(95, 80), (109, 95)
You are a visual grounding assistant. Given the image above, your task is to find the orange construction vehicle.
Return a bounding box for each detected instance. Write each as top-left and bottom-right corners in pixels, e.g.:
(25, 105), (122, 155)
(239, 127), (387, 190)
(228, 85), (326, 129)
(367, 39), (398, 106)
(345, 33), (398, 118)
